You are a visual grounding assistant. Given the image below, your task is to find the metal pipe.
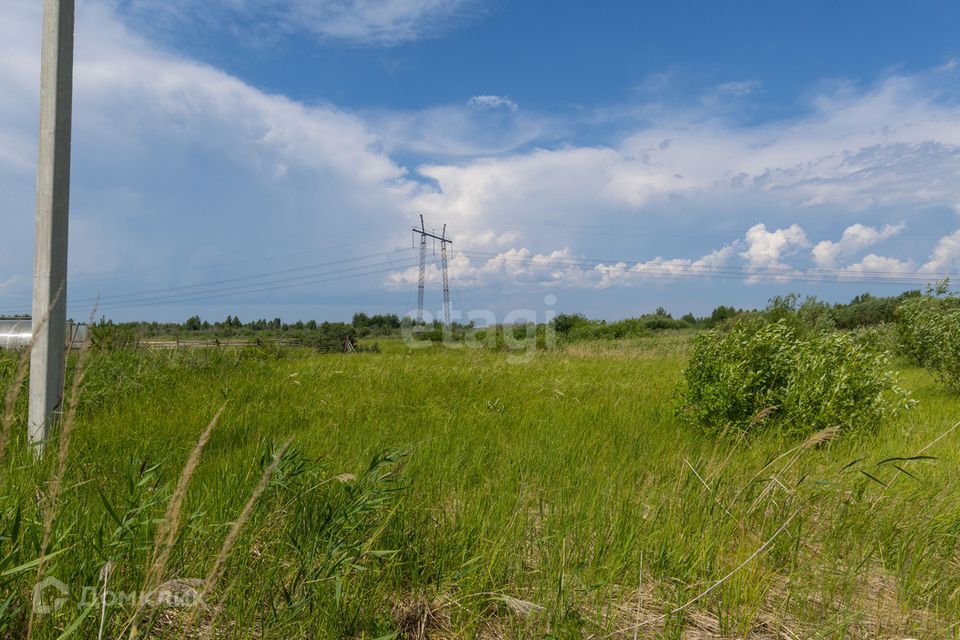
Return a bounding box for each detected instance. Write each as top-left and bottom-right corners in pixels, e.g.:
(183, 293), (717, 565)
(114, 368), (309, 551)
(0, 319), (87, 350)
(0, 320), (34, 350)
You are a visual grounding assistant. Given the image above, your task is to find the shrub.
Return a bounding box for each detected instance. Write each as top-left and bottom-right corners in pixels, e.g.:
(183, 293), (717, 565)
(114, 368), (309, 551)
(296, 322), (357, 352)
(90, 318), (140, 350)
(764, 294), (835, 334)
(895, 284), (960, 391)
(677, 319), (913, 437)
(707, 305), (738, 327)
(560, 317), (652, 341)
(552, 313), (589, 335)
(832, 291), (920, 329)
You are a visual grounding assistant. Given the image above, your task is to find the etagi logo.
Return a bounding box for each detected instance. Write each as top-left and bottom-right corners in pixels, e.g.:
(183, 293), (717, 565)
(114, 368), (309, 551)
(402, 295), (560, 364)
(32, 576), (70, 614)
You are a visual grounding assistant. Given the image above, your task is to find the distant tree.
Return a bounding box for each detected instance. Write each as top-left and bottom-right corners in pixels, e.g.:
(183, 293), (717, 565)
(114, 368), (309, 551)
(306, 319), (318, 330)
(654, 306), (671, 318)
(551, 313), (587, 335)
(708, 305), (737, 327)
(185, 315), (202, 331)
(352, 312), (370, 329)
(369, 313), (401, 330)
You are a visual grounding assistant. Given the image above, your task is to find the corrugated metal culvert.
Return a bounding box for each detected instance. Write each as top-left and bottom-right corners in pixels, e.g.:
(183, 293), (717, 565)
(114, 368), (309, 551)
(0, 320), (88, 350)
(0, 320), (32, 349)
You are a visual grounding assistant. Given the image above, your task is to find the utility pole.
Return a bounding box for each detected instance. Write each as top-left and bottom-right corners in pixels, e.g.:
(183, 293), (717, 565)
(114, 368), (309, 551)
(412, 216), (453, 326)
(29, 0), (74, 452)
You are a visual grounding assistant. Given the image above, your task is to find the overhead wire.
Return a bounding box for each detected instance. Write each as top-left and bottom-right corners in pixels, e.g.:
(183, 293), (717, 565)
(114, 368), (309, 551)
(2, 227), (953, 318)
(457, 249), (956, 285)
(69, 249), (409, 305)
(77, 258), (427, 313)
(0, 249), (417, 315)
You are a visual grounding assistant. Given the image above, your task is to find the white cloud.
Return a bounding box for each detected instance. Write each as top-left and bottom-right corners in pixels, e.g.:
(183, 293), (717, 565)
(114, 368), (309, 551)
(385, 223), (959, 291)
(369, 103), (546, 158)
(0, 0), (415, 310)
(937, 59), (958, 72)
(124, 0), (481, 46)
(812, 222), (906, 267)
(386, 246), (589, 290)
(467, 95), (519, 112)
(714, 80), (762, 96)
(452, 230), (522, 249)
(595, 245), (736, 289)
(740, 223), (809, 282)
(5, 0), (960, 315)
(840, 254), (915, 278)
(412, 71), (960, 252)
(921, 229), (960, 274)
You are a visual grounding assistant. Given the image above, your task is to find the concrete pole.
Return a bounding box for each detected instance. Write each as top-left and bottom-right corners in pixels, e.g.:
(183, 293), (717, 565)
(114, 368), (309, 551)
(29, 0), (74, 451)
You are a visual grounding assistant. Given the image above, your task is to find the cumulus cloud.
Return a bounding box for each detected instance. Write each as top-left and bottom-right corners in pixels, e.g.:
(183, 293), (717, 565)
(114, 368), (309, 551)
(812, 222), (906, 267)
(6, 0), (960, 316)
(595, 245), (736, 289)
(413, 70), (960, 245)
(386, 246), (589, 290)
(738, 223), (809, 283)
(840, 254), (915, 278)
(384, 223), (960, 291)
(0, 0), (415, 311)
(452, 230), (521, 249)
(921, 229), (960, 273)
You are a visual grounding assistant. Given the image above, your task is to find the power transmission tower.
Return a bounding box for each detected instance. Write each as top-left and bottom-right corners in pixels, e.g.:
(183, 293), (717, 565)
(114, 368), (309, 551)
(416, 216), (426, 325)
(30, 0), (74, 453)
(412, 216), (453, 326)
(440, 224), (451, 326)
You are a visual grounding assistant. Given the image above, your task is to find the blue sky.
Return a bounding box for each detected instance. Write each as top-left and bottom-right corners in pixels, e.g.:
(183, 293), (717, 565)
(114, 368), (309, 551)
(2, 0), (960, 323)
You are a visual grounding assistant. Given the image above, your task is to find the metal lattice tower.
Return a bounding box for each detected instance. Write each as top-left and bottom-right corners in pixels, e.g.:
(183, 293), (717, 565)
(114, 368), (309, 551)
(416, 219), (426, 325)
(412, 215), (453, 326)
(440, 224), (451, 326)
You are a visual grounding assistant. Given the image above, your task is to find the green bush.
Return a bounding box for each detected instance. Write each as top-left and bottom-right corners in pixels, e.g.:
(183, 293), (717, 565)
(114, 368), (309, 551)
(895, 285), (960, 391)
(90, 318), (140, 350)
(295, 322), (357, 352)
(677, 319), (913, 437)
(832, 291), (920, 329)
(562, 318), (651, 341)
(849, 322), (899, 355)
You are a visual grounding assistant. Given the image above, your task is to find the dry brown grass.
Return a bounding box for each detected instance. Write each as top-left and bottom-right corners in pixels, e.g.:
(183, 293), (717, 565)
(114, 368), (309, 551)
(129, 403), (226, 639)
(182, 439), (293, 637)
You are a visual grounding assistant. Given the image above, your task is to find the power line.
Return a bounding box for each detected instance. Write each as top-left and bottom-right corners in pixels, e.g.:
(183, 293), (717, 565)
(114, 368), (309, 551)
(70, 249), (408, 305)
(74, 259), (427, 313)
(457, 250), (956, 286)
(0, 249), (413, 315)
(1, 254), (426, 317)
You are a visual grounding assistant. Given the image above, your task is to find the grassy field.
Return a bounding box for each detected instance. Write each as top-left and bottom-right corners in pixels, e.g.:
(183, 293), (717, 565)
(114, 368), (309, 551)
(2, 332), (960, 638)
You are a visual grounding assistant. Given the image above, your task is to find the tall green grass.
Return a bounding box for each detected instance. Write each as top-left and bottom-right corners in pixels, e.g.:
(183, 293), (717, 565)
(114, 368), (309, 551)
(1, 336), (959, 638)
